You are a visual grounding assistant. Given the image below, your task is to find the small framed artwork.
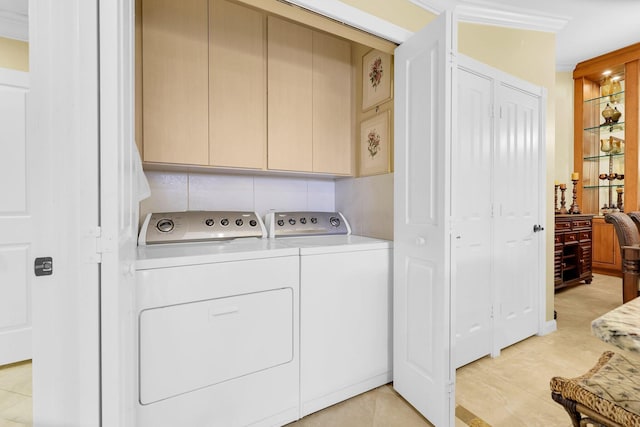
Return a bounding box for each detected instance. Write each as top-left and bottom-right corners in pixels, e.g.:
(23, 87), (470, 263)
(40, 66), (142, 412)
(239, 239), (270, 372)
(359, 111), (390, 177)
(362, 49), (392, 111)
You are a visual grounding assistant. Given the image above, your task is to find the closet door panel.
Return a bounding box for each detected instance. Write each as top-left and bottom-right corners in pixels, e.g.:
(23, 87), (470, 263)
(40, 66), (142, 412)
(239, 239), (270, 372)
(453, 66), (493, 368)
(493, 83), (541, 350)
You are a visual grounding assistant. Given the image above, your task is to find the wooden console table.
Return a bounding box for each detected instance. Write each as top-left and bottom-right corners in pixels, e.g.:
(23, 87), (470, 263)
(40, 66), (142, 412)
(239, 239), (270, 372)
(555, 214), (593, 290)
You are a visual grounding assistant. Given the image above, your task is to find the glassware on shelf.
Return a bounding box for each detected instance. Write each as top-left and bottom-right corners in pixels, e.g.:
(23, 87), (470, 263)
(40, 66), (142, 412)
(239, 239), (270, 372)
(602, 103), (614, 125)
(611, 137), (623, 153)
(612, 107), (622, 123)
(610, 79), (623, 103)
(601, 76), (612, 96)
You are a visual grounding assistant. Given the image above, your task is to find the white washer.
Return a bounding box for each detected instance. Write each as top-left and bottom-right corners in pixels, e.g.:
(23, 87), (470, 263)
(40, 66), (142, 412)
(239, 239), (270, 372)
(136, 211), (300, 427)
(265, 212), (393, 417)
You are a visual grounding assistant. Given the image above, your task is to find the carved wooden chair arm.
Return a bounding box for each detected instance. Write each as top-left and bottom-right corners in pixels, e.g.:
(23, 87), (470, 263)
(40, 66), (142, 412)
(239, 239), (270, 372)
(621, 245), (640, 261)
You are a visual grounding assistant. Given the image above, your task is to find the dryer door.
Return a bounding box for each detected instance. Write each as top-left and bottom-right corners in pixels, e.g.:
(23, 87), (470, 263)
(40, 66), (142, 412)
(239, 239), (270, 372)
(139, 287), (294, 404)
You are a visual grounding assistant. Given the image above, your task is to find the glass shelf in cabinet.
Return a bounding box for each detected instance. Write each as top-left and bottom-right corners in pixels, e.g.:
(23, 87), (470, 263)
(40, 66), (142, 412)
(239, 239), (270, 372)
(584, 90), (625, 105)
(583, 184), (624, 189)
(583, 152), (624, 161)
(583, 122), (625, 133)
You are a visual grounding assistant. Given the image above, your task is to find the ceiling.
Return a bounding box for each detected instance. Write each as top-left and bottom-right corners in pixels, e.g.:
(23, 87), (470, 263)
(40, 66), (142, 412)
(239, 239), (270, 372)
(413, 0), (640, 71)
(2, 0), (640, 71)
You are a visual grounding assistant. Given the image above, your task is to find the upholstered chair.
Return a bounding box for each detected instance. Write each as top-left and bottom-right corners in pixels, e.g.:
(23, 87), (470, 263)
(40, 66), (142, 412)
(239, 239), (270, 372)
(604, 212), (640, 303)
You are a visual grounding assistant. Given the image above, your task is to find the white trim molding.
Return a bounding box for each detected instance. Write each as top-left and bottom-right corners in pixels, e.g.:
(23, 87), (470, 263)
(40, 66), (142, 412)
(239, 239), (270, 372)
(410, 0), (569, 33)
(0, 9), (28, 41)
(285, 0), (412, 44)
(456, 4), (568, 33)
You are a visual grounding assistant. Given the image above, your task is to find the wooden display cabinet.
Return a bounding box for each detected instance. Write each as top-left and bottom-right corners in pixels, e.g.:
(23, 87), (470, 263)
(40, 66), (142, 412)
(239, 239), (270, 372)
(555, 215), (594, 290)
(574, 43), (640, 275)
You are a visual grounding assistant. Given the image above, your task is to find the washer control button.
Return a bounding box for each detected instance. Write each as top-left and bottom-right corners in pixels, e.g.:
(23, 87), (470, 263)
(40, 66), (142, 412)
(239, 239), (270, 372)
(235, 218), (244, 226)
(310, 217), (318, 224)
(220, 218), (229, 227)
(288, 218), (296, 225)
(300, 217), (307, 224)
(249, 219), (257, 227)
(330, 217), (341, 227)
(156, 218), (175, 233)
(205, 218), (214, 227)
(277, 219), (285, 227)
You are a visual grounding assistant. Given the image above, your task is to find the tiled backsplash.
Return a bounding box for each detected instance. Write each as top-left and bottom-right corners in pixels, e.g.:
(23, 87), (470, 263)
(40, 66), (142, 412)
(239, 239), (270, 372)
(336, 173), (393, 241)
(139, 171), (335, 226)
(140, 170), (394, 241)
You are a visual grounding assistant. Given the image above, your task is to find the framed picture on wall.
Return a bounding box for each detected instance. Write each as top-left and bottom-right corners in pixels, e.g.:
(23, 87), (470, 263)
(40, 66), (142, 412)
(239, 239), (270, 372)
(362, 49), (392, 111)
(359, 111), (390, 177)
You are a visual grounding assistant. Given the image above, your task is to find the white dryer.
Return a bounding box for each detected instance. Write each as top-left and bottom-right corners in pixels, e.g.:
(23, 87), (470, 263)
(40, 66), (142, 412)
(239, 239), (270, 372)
(136, 211), (300, 427)
(265, 211), (393, 417)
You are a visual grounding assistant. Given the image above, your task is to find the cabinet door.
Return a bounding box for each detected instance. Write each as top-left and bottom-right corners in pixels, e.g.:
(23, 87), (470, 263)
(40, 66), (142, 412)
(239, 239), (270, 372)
(142, 0), (209, 165)
(267, 17), (313, 172)
(592, 217), (622, 275)
(312, 32), (352, 175)
(209, 0), (266, 169)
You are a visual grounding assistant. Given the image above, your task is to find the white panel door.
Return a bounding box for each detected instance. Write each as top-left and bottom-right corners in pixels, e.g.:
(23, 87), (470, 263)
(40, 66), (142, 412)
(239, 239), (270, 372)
(494, 82), (542, 350)
(393, 11), (455, 427)
(0, 68), (31, 366)
(453, 64), (494, 368)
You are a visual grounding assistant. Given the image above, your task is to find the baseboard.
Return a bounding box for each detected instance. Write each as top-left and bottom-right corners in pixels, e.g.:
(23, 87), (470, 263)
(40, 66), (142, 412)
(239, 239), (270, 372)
(539, 319), (557, 336)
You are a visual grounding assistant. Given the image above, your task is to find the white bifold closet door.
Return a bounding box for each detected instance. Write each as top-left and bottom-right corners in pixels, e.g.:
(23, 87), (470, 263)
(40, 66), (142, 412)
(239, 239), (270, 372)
(454, 56), (543, 368)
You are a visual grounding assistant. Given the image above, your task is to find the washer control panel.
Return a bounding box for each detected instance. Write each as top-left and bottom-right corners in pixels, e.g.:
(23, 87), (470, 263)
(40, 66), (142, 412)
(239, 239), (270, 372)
(138, 211), (266, 245)
(265, 211), (350, 237)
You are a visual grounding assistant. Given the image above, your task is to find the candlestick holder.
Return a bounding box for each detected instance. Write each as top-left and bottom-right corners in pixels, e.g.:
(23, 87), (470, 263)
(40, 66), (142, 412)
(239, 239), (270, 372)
(617, 188), (624, 212)
(559, 184), (568, 214)
(570, 179), (581, 214)
(554, 184), (560, 214)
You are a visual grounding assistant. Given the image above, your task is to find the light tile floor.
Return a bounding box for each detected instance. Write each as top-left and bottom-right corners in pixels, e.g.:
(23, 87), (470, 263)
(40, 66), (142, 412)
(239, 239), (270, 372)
(0, 274), (631, 427)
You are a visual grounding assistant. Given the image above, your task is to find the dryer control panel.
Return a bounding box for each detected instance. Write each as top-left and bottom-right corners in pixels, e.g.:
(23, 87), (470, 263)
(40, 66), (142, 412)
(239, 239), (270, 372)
(265, 211), (351, 238)
(139, 211), (267, 245)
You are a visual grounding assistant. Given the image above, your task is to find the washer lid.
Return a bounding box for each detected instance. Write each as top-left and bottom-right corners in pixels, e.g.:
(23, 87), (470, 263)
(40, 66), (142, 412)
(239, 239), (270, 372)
(138, 211), (267, 245)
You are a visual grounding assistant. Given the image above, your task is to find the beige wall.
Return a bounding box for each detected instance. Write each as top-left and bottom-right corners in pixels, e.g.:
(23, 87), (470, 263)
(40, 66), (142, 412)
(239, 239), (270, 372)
(339, 0), (435, 32)
(0, 37), (28, 71)
(556, 71), (574, 183)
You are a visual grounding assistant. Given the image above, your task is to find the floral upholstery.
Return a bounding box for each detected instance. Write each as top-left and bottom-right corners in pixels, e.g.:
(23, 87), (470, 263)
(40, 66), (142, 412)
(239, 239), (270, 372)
(551, 351), (640, 426)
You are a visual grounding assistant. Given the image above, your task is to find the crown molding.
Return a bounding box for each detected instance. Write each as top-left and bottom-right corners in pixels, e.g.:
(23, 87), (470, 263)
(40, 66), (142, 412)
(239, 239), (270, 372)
(456, 4), (568, 33)
(0, 9), (28, 41)
(285, 0), (412, 44)
(410, 0), (569, 33)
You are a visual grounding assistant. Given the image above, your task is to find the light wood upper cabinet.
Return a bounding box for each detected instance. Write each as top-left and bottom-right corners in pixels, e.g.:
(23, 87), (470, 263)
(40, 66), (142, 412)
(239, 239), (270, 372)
(312, 32), (352, 175)
(209, 0), (266, 169)
(268, 17), (353, 174)
(142, 0), (209, 165)
(140, 2), (354, 175)
(267, 17), (313, 172)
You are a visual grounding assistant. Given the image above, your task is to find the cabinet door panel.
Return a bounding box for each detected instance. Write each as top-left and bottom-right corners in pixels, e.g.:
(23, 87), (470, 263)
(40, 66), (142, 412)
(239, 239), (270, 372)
(142, 0), (209, 165)
(267, 17), (313, 172)
(592, 217), (621, 275)
(210, 0), (266, 169)
(312, 32), (352, 175)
